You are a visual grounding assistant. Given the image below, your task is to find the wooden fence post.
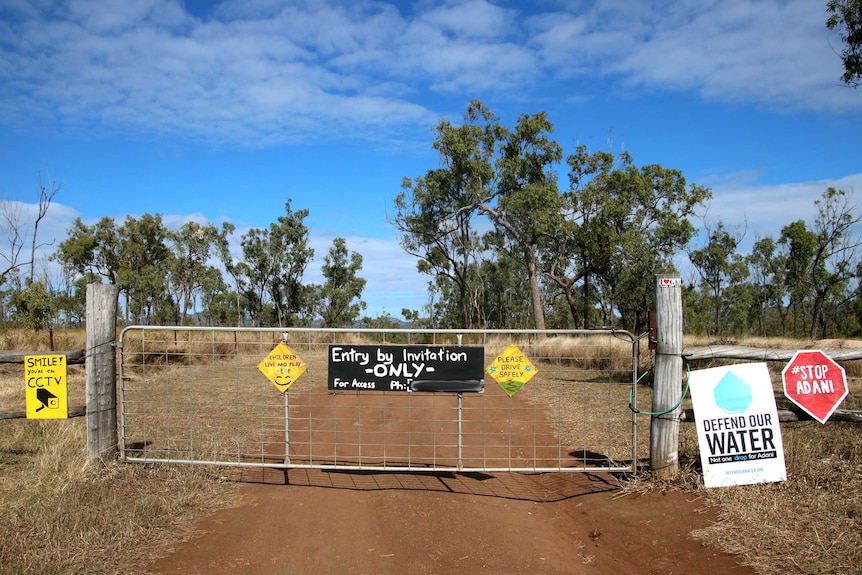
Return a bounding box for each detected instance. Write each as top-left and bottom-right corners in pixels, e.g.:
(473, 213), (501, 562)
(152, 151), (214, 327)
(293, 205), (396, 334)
(86, 283), (120, 466)
(650, 274), (683, 479)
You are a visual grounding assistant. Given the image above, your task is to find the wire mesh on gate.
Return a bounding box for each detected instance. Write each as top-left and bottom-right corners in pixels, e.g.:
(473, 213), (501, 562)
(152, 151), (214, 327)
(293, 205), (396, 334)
(119, 327), (638, 473)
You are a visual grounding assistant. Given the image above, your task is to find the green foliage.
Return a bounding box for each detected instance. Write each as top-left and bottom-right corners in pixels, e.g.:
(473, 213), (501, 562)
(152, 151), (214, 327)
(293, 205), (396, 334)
(117, 214), (172, 323)
(4, 106), (860, 338)
(234, 200), (313, 327)
(689, 222), (749, 336)
(167, 221), (222, 325)
(827, 0), (862, 87)
(50, 201), (321, 328)
(558, 146), (710, 333)
(397, 100), (712, 334)
(319, 238), (366, 328)
(9, 281), (54, 329)
(393, 101), (498, 328)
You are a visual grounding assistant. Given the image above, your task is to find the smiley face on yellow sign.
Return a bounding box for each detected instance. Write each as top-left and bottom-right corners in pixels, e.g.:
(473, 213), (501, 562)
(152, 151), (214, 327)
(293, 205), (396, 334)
(258, 342), (307, 393)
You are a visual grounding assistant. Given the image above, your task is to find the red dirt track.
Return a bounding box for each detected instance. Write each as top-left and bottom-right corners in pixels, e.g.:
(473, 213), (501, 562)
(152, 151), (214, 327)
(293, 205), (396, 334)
(150, 468), (755, 575)
(147, 342), (754, 574)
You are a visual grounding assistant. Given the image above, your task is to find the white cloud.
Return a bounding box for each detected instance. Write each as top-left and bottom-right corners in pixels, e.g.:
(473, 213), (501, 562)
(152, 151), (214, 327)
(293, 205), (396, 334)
(0, 0), (438, 145)
(0, 0), (859, 150)
(418, 0), (514, 39)
(306, 233), (427, 317)
(30, 206), (427, 317)
(16, 166), (862, 316)
(530, 0), (861, 112)
(702, 172), (862, 247)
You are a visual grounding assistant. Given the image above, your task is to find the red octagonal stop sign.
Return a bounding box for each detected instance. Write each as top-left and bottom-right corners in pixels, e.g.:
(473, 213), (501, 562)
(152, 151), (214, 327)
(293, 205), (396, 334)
(782, 350), (848, 424)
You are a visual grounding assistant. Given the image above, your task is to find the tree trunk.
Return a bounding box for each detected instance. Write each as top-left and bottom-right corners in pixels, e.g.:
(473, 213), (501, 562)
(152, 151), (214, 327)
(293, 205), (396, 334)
(525, 249), (545, 330)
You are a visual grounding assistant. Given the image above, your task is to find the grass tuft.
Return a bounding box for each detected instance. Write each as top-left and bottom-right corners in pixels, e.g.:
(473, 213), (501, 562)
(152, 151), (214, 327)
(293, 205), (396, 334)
(0, 417), (237, 575)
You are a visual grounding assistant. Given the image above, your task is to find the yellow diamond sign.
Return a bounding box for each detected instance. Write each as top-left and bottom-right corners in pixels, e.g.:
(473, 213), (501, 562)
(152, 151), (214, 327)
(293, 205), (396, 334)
(486, 344), (538, 397)
(258, 342), (307, 393)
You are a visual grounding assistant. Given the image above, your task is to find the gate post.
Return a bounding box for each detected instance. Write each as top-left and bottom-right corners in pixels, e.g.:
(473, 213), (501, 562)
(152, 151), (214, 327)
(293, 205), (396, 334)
(86, 283), (120, 466)
(650, 274), (683, 479)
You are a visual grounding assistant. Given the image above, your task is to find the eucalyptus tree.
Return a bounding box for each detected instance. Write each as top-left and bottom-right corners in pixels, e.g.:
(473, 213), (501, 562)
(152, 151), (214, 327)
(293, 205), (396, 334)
(780, 220), (818, 336)
(608, 164), (710, 332)
(546, 146), (710, 332)
(197, 266), (232, 326)
(481, 108), (563, 330)
(55, 217), (122, 283)
(393, 101), (498, 328)
(319, 237), (366, 327)
(237, 200), (313, 327)
(55, 216), (127, 321)
(8, 281), (53, 329)
(827, 0), (862, 87)
(477, 233), (534, 328)
(212, 221), (246, 326)
(398, 101), (709, 332)
(776, 187), (861, 339)
(167, 221), (221, 324)
(543, 147), (618, 328)
(233, 234), (266, 327)
(117, 214), (172, 324)
(806, 188), (862, 338)
(747, 236), (789, 336)
(689, 221), (749, 337)
(399, 101), (564, 330)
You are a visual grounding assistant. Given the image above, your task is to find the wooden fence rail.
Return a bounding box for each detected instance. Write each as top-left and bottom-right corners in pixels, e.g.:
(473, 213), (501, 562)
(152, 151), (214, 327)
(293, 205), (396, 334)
(683, 345), (862, 362)
(0, 406), (86, 421)
(0, 349), (86, 365)
(680, 407), (862, 424)
(0, 284), (119, 467)
(0, 349), (87, 420)
(680, 344), (862, 424)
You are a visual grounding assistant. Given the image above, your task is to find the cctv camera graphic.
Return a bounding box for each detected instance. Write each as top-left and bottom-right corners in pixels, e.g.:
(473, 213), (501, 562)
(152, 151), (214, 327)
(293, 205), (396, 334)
(35, 387), (59, 412)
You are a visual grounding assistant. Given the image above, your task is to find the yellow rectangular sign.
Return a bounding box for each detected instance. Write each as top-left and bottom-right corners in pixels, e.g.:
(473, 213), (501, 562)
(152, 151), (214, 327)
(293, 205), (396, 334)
(25, 354), (68, 419)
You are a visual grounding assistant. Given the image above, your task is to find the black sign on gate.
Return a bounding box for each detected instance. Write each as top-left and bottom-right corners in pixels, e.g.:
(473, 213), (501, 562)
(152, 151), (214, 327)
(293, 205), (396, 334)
(328, 345), (485, 392)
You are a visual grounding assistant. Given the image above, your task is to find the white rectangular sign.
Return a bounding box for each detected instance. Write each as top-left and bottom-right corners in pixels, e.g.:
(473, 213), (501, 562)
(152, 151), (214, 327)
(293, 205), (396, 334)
(689, 362), (786, 488)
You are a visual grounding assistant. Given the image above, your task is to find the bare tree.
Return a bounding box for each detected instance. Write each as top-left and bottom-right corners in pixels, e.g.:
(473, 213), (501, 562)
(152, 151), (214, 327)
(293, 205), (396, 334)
(0, 196), (26, 289)
(0, 169), (62, 288)
(30, 171), (61, 283)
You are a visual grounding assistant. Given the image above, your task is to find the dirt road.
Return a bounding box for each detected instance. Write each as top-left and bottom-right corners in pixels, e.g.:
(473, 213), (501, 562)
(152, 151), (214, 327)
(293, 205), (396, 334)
(150, 469), (754, 575)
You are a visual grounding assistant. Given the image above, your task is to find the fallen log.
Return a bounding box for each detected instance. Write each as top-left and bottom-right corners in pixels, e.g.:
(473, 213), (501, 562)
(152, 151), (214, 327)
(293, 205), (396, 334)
(683, 346), (862, 362)
(0, 349), (86, 365)
(0, 406), (87, 420)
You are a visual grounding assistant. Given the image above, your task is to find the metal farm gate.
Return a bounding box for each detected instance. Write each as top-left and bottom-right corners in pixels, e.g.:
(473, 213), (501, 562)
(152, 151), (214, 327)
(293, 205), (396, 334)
(118, 327), (639, 473)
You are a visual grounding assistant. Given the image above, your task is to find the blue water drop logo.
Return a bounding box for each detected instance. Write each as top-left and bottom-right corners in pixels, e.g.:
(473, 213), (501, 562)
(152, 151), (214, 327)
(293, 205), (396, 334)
(713, 372), (753, 414)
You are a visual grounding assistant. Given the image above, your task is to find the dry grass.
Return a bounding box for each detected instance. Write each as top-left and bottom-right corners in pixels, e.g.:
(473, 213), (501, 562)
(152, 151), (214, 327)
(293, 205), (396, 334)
(689, 423), (862, 575)
(2, 328), (861, 574)
(0, 417), (239, 575)
(673, 336), (862, 575)
(0, 328), (239, 575)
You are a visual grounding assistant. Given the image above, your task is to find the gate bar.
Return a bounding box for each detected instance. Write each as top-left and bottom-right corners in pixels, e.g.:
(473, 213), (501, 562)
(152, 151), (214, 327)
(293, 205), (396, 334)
(282, 332), (290, 465)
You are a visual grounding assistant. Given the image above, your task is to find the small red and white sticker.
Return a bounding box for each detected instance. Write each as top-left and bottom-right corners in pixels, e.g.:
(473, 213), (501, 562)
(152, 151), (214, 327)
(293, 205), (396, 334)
(658, 277), (681, 287)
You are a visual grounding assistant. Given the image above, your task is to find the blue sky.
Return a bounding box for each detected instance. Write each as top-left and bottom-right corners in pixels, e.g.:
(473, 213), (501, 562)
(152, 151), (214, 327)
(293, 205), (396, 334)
(1, 0), (861, 317)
